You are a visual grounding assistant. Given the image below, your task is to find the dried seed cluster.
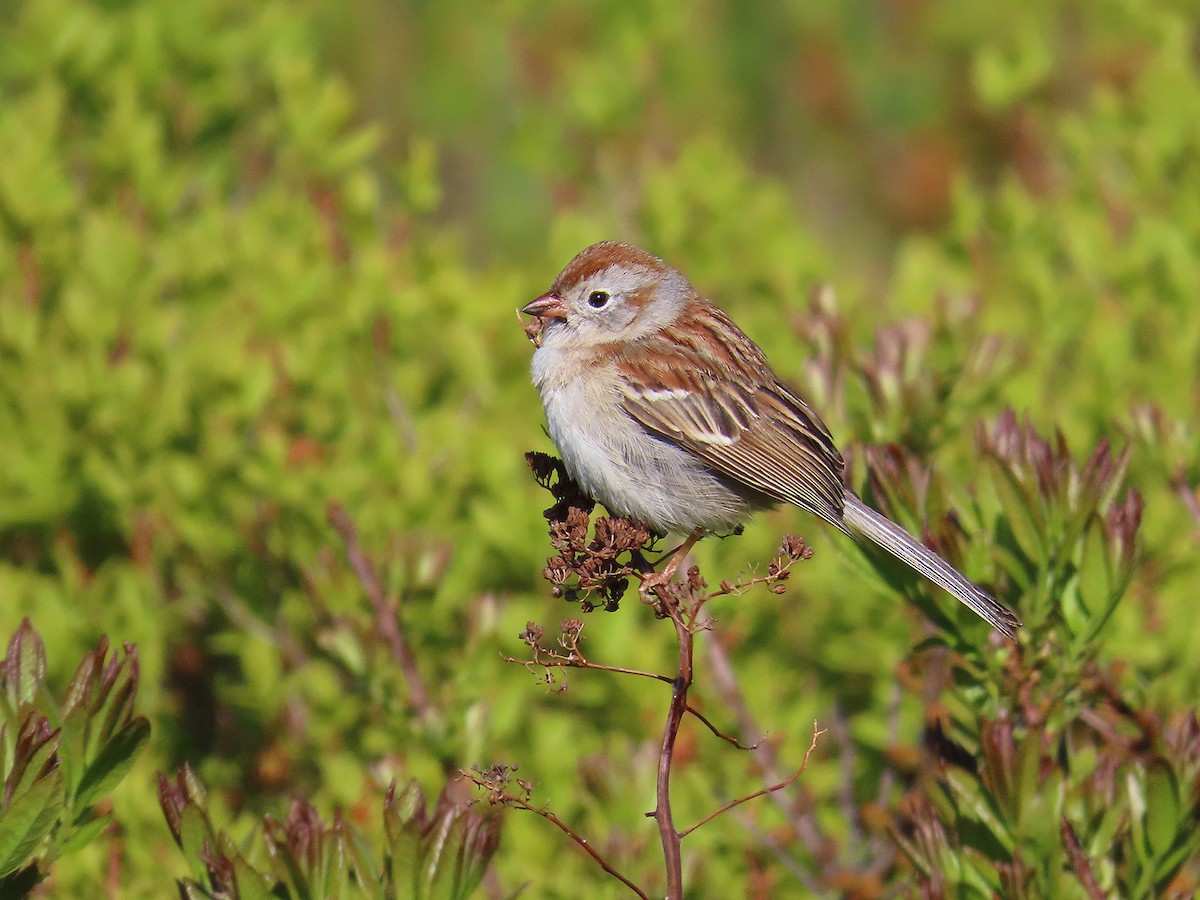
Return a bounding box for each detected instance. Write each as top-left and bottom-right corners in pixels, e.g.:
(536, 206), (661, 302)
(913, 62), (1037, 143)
(526, 452), (653, 611)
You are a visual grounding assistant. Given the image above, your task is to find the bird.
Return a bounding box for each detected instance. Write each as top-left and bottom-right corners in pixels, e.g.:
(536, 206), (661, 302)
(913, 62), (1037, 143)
(521, 241), (1020, 639)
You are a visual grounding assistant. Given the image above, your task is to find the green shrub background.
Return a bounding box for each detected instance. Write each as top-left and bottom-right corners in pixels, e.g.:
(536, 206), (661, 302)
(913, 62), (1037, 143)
(1, 0), (1198, 895)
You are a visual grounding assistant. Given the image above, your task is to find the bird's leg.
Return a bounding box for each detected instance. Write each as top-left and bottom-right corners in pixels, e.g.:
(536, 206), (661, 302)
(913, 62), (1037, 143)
(638, 528), (704, 606)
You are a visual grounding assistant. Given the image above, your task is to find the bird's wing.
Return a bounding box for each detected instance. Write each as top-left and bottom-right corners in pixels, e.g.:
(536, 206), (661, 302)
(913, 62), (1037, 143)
(614, 317), (847, 530)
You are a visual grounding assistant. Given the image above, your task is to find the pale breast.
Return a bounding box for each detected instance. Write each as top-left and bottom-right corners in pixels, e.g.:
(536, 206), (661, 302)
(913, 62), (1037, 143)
(531, 346), (768, 534)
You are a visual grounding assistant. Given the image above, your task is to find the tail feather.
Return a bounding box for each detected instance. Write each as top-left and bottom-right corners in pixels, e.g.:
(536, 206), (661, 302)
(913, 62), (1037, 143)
(842, 493), (1021, 640)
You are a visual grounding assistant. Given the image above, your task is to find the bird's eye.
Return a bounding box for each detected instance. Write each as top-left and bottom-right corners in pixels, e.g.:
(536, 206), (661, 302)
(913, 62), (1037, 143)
(587, 290), (610, 309)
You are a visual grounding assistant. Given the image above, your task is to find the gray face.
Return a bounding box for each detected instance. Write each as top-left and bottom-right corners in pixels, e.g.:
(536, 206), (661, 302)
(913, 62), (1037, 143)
(541, 263), (689, 350)
(559, 266), (645, 336)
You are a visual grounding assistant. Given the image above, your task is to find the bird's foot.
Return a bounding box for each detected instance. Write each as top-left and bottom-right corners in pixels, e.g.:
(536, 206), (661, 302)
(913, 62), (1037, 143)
(635, 528), (704, 613)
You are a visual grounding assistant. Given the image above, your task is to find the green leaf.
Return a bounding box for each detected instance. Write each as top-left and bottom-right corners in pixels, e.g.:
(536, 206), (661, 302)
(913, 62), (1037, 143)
(74, 716), (150, 809)
(946, 770), (1015, 854)
(420, 810), (456, 896)
(3, 621), (46, 709)
(5, 716), (60, 804)
(1143, 762), (1180, 861)
(1127, 768), (1149, 866)
(986, 454), (1048, 569)
(178, 803), (217, 882)
(454, 811), (500, 899)
(58, 640), (103, 719)
(232, 853), (278, 900)
(0, 765), (64, 877)
(1058, 570), (1088, 638)
(92, 655), (139, 752)
(384, 782), (424, 894)
(56, 807), (111, 857)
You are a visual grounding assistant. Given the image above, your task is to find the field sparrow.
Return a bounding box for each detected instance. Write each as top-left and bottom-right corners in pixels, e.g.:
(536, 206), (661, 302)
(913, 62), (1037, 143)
(522, 241), (1021, 639)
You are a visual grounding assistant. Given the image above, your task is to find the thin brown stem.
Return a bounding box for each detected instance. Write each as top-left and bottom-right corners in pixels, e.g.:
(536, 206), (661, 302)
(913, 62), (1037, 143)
(647, 593), (694, 900)
(461, 770), (650, 900)
(1060, 817), (1108, 900)
(327, 502), (435, 721)
(678, 722), (824, 839)
(519, 485), (817, 895)
(685, 704), (763, 750)
(500, 652), (673, 684)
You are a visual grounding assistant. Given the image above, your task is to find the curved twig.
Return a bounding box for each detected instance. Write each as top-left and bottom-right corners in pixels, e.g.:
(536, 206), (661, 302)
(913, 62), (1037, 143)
(685, 704), (765, 751)
(679, 722), (824, 839)
(461, 769), (650, 900)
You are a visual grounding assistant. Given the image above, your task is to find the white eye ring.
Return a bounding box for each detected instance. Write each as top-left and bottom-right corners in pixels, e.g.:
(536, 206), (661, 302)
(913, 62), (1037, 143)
(587, 290), (610, 309)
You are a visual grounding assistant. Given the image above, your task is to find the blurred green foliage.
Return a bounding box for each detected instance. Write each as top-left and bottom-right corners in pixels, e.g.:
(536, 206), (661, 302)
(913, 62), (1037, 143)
(1, 0), (1199, 895)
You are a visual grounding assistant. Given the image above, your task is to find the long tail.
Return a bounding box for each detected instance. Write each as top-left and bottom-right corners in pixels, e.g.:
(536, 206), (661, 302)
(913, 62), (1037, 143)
(842, 493), (1021, 640)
